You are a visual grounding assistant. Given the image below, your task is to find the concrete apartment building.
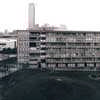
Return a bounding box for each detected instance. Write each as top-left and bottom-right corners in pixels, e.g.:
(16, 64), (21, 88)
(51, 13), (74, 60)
(17, 30), (100, 70)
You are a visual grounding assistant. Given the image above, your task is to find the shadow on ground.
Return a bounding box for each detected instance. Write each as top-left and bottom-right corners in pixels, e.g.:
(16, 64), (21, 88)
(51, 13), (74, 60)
(1, 69), (100, 100)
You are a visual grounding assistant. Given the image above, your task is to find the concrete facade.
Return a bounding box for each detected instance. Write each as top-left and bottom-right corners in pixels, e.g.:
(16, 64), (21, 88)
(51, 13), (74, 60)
(17, 30), (100, 70)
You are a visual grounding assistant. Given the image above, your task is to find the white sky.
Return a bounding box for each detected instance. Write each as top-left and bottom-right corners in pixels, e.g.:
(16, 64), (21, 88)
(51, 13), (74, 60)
(0, 0), (100, 32)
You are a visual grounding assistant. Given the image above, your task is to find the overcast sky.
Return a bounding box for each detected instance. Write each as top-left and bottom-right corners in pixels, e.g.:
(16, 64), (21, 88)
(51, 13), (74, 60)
(0, 0), (100, 32)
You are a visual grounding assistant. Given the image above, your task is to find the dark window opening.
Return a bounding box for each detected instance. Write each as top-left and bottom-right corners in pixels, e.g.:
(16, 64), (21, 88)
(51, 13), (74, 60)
(41, 59), (46, 62)
(29, 37), (37, 40)
(41, 42), (46, 45)
(30, 43), (36, 47)
(41, 47), (46, 50)
(41, 53), (46, 55)
(30, 53), (40, 56)
(41, 37), (46, 40)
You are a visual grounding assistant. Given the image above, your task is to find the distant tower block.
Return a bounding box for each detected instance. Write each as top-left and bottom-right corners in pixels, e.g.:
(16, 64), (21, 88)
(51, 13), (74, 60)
(28, 3), (35, 29)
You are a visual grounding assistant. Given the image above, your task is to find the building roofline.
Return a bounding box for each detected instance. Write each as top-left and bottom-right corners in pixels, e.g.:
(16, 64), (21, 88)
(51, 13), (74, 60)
(16, 29), (100, 33)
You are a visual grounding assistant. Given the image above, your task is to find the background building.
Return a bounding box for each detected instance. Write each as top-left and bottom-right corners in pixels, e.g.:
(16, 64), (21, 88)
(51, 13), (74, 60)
(0, 38), (17, 51)
(28, 3), (35, 29)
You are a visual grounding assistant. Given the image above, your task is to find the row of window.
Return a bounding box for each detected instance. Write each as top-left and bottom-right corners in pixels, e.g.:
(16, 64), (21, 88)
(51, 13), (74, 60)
(46, 58), (100, 62)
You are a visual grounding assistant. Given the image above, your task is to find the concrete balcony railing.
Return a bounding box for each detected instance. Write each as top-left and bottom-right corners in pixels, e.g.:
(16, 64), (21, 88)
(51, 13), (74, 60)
(40, 34), (46, 37)
(29, 48), (40, 53)
(40, 50), (46, 53)
(40, 55), (46, 58)
(29, 61), (38, 64)
(40, 45), (46, 47)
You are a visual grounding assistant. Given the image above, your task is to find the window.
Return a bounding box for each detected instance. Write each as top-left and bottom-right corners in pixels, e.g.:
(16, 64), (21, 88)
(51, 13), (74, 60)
(41, 47), (46, 50)
(29, 37), (37, 41)
(41, 37), (46, 40)
(30, 43), (36, 47)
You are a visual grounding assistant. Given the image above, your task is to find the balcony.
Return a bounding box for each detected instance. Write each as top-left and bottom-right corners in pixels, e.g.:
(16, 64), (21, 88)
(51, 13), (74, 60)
(29, 61), (38, 64)
(40, 40), (46, 42)
(29, 48), (40, 53)
(40, 34), (46, 37)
